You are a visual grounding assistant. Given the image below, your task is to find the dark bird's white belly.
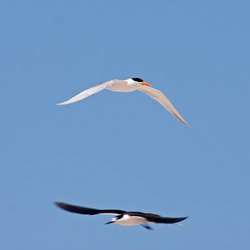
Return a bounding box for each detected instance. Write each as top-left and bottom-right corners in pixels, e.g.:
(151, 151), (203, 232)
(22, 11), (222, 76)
(116, 215), (148, 226)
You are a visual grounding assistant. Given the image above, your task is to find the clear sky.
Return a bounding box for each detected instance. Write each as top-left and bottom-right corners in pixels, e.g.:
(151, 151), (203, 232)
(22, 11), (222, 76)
(1, 0), (250, 249)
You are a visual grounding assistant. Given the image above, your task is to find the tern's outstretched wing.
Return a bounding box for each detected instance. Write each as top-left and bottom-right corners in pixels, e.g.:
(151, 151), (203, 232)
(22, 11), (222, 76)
(55, 202), (125, 215)
(57, 80), (115, 105)
(137, 85), (190, 127)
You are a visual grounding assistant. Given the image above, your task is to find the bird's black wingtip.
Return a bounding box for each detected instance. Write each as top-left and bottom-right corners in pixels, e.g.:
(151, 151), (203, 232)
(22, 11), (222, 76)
(54, 202), (67, 209)
(167, 216), (189, 224)
(179, 216), (189, 222)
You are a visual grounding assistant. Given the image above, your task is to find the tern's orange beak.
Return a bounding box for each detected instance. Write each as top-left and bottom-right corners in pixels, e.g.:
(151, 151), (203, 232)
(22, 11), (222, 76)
(141, 82), (152, 86)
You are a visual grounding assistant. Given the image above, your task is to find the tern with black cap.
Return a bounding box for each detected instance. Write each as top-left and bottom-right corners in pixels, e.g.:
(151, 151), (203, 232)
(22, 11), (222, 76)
(55, 202), (188, 230)
(57, 78), (190, 127)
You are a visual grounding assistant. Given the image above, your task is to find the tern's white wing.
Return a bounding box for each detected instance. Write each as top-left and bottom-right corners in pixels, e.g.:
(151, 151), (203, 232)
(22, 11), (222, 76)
(138, 85), (190, 127)
(57, 80), (115, 105)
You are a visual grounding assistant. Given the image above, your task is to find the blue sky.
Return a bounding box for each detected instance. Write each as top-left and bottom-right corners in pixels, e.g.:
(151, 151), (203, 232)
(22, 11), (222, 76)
(1, 0), (250, 249)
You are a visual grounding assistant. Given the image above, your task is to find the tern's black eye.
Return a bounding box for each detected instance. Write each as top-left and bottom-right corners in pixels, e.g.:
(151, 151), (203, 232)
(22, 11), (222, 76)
(132, 78), (143, 83)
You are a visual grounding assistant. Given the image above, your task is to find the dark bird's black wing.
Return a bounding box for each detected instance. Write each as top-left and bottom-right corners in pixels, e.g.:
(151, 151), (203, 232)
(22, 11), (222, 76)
(150, 215), (188, 224)
(55, 202), (125, 215)
(128, 212), (188, 224)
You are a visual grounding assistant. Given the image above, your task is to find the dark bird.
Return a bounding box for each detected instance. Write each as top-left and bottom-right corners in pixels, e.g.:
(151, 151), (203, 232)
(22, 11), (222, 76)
(55, 202), (188, 230)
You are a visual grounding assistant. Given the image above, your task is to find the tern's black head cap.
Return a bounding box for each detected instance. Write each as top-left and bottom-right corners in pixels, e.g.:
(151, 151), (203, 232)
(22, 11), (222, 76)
(132, 78), (144, 83)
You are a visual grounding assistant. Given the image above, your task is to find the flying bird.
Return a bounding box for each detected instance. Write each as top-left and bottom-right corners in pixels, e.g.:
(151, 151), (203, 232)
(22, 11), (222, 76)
(57, 78), (190, 127)
(55, 202), (188, 230)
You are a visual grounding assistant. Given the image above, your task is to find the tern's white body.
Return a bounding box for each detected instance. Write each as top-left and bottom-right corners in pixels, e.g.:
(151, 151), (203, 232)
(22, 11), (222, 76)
(113, 214), (149, 226)
(57, 78), (190, 127)
(106, 79), (141, 92)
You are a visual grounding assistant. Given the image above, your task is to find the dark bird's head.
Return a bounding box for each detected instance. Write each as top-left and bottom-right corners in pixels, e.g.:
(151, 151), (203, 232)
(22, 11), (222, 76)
(105, 214), (123, 225)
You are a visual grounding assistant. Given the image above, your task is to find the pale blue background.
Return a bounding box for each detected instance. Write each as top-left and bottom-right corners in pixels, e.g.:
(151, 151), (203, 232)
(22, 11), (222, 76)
(1, 1), (250, 249)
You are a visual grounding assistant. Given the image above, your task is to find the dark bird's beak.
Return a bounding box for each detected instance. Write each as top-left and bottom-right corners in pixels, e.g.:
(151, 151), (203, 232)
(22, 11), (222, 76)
(105, 221), (114, 225)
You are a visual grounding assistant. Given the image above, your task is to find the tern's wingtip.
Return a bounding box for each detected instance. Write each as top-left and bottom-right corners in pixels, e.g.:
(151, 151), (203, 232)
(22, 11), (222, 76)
(182, 120), (191, 127)
(181, 120), (191, 127)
